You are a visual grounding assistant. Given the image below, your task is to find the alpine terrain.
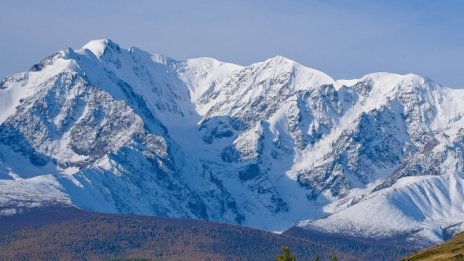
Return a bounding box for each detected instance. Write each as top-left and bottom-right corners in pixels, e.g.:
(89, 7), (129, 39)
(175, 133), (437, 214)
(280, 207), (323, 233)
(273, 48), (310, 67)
(1, 39), (463, 248)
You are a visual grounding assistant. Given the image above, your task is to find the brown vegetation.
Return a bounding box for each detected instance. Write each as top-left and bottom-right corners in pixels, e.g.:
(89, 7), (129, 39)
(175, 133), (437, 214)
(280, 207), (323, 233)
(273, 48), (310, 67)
(0, 206), (354, 261)
(284, 225), (417, 260)
(402, 232), (464, 261)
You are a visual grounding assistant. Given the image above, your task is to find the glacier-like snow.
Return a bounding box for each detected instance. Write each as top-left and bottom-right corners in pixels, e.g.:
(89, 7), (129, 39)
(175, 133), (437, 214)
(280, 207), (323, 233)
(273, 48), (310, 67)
(0, 39), (463, 245)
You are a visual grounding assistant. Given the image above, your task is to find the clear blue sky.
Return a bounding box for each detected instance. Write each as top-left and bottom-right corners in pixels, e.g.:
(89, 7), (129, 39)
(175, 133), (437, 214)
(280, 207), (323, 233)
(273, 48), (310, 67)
(1, 0), (463, 87)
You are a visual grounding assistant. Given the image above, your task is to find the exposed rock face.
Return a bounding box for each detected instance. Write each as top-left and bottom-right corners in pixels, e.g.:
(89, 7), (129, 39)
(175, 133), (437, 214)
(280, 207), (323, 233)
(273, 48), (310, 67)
(1, 39), (464, 243)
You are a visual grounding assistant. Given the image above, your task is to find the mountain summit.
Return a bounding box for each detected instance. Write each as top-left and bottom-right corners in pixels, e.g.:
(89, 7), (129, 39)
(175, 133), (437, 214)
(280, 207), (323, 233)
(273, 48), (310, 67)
(1, 39), (463, 246)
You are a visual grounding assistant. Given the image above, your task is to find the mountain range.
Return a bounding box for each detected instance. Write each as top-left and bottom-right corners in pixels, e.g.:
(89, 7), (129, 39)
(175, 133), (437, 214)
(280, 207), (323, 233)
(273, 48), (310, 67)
(1, 39), (463, 248)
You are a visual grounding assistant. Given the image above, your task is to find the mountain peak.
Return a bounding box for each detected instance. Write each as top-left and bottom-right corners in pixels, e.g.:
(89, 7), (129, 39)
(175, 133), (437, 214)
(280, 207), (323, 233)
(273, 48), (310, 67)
(362, 72), (429, 83)
(264, 55), (297, 65)
(1, 40), (463, 245)
(82, 38), (120, 58)
(359, 72), (438, 95)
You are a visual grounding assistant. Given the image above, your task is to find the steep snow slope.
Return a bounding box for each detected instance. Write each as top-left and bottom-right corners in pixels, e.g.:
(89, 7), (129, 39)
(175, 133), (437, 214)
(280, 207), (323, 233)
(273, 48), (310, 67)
(299, 171), (464, 245)
(0, 39), (464, 244)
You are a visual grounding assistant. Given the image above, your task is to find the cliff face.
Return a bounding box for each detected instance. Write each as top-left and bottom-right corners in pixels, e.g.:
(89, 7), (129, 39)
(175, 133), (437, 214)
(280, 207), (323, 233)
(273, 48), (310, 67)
(1, 39), (464, 244)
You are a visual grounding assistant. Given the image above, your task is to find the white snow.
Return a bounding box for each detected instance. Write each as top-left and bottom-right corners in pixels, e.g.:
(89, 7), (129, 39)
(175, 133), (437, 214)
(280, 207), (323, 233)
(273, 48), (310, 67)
(1, 39), (464, 246)
(82, 39), (112, 58)
(301, 170), (464, 243)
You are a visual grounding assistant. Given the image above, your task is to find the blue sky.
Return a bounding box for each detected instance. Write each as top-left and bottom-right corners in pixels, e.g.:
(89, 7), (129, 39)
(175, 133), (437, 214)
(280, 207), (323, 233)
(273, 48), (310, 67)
(1, 0), (463, 87)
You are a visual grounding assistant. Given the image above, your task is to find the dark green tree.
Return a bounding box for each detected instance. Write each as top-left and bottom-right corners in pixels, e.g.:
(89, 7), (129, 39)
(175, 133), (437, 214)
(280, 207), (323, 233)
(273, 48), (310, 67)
(275, 246), (296, 261)
(332, 256), (338, 261)
(314, 257), (320, 261)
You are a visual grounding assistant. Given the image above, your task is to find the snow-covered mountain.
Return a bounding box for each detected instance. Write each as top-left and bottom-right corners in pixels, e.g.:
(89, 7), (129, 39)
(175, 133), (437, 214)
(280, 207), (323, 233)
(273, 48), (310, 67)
(1, 39), (463, 245)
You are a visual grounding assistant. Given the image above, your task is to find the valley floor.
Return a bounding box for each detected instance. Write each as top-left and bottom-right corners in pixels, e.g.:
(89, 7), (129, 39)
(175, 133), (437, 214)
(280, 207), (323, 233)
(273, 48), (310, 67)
(0, 205), (417, 261)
